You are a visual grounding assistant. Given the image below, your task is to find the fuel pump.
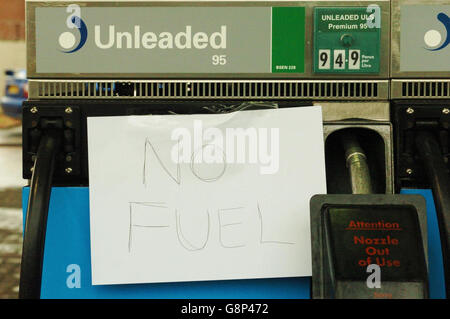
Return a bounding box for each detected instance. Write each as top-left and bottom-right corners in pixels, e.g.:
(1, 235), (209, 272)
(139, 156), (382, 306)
(309, 0), (448, 299)
(390, 0), (449, 298)
(18, 0), (446, 300)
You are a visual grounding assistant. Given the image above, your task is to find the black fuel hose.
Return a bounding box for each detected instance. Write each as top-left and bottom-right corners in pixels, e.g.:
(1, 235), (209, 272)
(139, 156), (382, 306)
(416, 131), (450, 298)
(19, 130), (61, 299)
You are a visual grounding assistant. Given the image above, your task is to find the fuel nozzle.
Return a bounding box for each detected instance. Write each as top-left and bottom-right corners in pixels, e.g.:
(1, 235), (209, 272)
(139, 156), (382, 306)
(310, 130), (429, 299)
(341, 132), (373, 194)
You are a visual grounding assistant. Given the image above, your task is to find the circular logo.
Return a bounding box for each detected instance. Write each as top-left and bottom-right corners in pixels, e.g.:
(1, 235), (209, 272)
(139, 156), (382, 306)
(58, 16), (88, 53)
(424, 13), (450, 51)
(59, 31), (77, 50)
(424, 29), (442, 48)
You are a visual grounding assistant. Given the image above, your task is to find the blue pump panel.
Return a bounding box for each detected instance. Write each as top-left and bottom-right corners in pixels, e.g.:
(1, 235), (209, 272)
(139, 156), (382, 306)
(22, 187), (310, 299)
(400, 189), (446, 299)
(23, 187), (445, 299)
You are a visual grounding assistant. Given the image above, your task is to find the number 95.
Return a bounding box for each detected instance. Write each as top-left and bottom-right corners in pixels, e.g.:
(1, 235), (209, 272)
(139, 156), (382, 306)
(212, 55), (227, 65)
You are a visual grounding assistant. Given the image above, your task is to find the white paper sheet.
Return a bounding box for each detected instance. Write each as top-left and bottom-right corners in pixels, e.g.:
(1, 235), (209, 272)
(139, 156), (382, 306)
(88, 106), (326, 285)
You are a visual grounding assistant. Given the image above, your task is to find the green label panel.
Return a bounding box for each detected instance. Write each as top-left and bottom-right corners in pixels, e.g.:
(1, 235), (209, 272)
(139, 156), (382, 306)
(272, 7), (305, 73)
(314, 7), (381, 74)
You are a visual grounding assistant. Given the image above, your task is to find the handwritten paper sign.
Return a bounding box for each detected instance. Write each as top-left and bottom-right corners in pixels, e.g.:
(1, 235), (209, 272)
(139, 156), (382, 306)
(88, 107), (326, 285)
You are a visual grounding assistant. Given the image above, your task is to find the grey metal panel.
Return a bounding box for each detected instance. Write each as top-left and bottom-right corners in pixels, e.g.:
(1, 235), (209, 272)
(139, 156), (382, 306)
(391, 0), (450, 79)
(317, 101), (390, 121)
(391, 79), (450, 99)
(26, 0), (390, 79)
(28, 79), (389, 99)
